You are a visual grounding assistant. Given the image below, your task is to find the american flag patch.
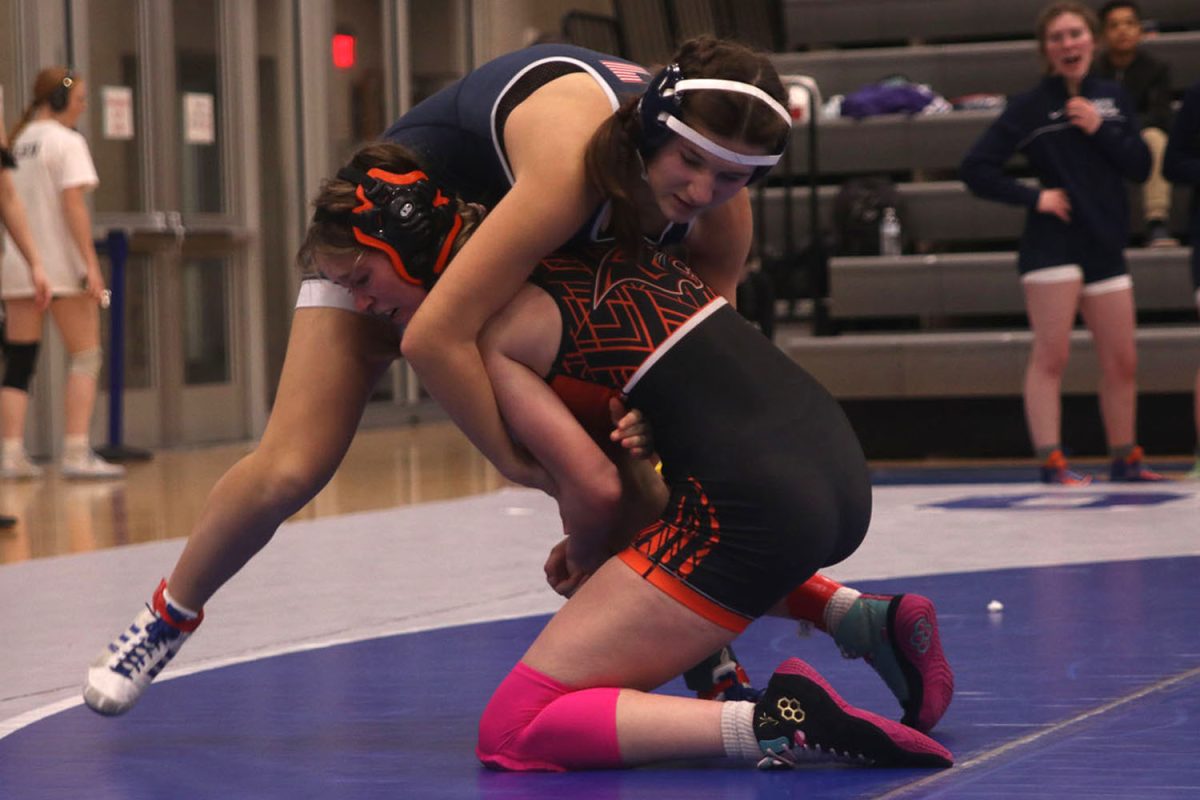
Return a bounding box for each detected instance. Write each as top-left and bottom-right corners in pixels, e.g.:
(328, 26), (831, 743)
(601, 60), (650, 84)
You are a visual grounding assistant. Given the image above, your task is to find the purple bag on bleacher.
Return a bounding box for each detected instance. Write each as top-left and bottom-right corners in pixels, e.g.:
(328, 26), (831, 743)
(841, 81), (937, 119)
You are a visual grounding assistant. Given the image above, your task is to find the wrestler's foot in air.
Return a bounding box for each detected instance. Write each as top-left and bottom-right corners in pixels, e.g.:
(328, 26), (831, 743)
(833, 594), (954, 732)
(84, 579), (202, 716)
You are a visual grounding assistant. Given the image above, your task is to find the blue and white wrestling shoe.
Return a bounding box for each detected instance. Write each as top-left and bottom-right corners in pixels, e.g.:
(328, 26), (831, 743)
(84, 580), (203, 716)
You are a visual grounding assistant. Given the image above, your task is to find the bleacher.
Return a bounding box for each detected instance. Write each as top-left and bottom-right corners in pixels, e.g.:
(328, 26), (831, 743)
(781, 0), (1199, 48)
(563, 0), (1200, 456)
(771, 31), (1200, 98)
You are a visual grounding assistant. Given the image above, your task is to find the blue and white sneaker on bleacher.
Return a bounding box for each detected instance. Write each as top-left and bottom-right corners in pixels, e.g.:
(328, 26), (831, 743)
(83, 580), (202, 716)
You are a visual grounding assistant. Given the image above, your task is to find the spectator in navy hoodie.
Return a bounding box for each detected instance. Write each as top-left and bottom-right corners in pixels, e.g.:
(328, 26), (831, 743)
(960, 1), (1161, 484)
(1094, 0), (1176, 247)
(1162, 80), (1200, 478)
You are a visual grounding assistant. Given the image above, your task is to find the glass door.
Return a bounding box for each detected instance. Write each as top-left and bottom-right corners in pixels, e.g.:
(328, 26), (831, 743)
(85, 0), (255, 446)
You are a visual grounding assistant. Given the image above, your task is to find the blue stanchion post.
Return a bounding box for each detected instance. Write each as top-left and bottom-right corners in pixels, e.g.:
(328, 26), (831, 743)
(95, 229), (152, 462)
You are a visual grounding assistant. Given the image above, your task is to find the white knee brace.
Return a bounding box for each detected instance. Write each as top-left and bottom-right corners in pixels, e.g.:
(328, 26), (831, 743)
(69, 347), (103, 378)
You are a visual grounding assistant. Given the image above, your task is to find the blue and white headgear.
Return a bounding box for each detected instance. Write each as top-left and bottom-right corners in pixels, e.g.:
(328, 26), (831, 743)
(637, 64), (792, 182)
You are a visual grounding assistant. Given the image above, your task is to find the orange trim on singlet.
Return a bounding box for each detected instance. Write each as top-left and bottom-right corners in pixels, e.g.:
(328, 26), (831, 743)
(617, 548), (750, 633)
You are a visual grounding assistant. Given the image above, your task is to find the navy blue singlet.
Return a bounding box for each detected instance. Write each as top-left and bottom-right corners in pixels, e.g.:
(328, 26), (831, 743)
(382, 44), (690, 247)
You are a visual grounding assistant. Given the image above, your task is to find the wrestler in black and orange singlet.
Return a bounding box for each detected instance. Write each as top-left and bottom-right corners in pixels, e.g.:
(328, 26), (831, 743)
(532, 246), (872, 632)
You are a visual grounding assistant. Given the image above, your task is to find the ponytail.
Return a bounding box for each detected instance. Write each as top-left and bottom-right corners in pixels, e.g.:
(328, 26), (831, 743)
(9, 105), (39, 144)
(11, 66), (77, 142)
(583, 96), (646, 258)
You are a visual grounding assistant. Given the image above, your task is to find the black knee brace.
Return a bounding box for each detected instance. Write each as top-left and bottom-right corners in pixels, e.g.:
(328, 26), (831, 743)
(2, 341), (40, 391)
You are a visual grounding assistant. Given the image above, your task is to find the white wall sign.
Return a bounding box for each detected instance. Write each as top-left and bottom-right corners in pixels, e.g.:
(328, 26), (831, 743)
(102, 86), (135, 140)
(183, 92), (215, 145)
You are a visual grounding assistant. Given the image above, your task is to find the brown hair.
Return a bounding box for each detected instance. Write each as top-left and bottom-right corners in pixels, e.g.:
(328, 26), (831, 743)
(11, 66), (79, 142)
(584, 36), (789, 256)
(1035, 2), (1099, 68)
(298, 141), (484, 277)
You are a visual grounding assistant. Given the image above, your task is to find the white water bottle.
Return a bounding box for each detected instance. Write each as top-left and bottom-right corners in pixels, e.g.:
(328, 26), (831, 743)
(879, 206), (902, 257)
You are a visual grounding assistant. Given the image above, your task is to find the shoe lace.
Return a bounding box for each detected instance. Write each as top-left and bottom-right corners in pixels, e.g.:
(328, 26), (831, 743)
(111, 611), (181, 678)
(758, 731), (874, 768)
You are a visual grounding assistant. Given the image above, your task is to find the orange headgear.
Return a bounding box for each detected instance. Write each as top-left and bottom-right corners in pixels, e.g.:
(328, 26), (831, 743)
(317, 166), (463, 290)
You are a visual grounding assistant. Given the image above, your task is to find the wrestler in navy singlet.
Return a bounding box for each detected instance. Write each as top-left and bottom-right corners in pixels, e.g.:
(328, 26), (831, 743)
(961, 74), (1149, 284)
(532, 247), (872, 630)
(382, 44), (690, 248)
(300, 44), (692, 304)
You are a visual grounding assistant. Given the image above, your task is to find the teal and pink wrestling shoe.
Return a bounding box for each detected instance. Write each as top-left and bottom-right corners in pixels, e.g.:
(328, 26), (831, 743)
(753, 657), (953, 769)
(834, 593), (954, 733)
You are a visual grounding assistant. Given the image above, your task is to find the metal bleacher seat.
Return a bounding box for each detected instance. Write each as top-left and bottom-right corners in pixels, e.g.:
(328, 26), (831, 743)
(757, 177), (1195, 318)
(782, 0), (1200, 48)
(770, 30), (1200, 99)
(757, 180), (1029, 248)
(828, 248), (1199, 320)
(758, 2), (1200, 412)
(776, 325), (1200, 398)
(785, 108), (999, 174)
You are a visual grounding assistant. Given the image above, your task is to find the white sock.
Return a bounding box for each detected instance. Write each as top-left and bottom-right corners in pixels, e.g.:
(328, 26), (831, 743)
(161, 585), (201, 619)
(64, 435), (89, 459)
(720, 700), (760, 760)
(2, 438), (25, 457)
(825, 586), (863, 633)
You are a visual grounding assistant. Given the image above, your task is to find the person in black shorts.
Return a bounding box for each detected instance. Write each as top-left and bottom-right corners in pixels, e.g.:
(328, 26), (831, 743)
(961, 1), (1163, 484)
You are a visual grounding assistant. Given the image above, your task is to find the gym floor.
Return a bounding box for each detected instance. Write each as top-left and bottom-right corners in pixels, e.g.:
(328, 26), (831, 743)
(1, 423), (1196, 799)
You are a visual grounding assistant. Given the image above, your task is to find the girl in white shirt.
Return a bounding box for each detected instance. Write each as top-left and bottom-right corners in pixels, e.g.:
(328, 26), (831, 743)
(1, 67), (123, 479)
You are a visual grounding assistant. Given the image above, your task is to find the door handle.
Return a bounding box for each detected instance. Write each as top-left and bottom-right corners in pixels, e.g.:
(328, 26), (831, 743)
(165, 211), (185, 255)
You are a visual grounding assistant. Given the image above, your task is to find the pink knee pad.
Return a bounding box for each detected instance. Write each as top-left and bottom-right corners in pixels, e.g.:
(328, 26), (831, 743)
(476, 661), (622, 772)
